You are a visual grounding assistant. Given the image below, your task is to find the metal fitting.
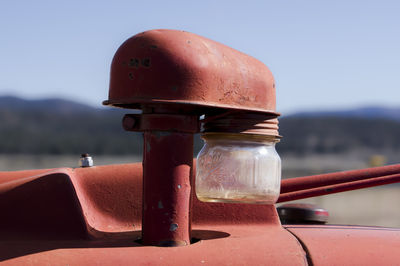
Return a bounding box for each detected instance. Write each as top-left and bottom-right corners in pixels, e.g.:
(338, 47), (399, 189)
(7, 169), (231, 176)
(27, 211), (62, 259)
(79, 153), (94, 167)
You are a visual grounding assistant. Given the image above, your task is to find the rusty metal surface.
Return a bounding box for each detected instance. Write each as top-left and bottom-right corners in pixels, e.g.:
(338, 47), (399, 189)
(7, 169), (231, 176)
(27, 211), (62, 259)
(0, 163), (307, 264)
(280, 164), (400, 193)
(142, 131), (194, 246)
(202, 112), (280, 137)
(278, 164), (400, 202)
(123, 113), (199, 133)
(0, 165), (143, 238)
(0, 225), (306, 265)
(104, 29), (277, 114)
(123, 112), (199, 246)
(286, 225), (400, 266)
(278, 173), (400, 202)
(0, 163), (285, 234)
(1, 163), (400, 264)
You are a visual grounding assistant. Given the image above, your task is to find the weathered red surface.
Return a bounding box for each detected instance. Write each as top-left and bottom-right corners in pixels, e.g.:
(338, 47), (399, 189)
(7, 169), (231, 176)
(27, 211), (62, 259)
(0, 163), (285, 237)
(1, 163), (400, 264)
(286, 225), (400, 266)
(279, 173), (400, 202)
(0, 225), (306, 265)
(0, 163), (307, 264)
(142, 131), (194, 246)
(281, 164), (400, 193)
(106, 29), (280, 248)
(104, 29), (277, 114)
(123, 114), (199, 133)
(279, 164), (400, 202)
(123, 112), (199, 246)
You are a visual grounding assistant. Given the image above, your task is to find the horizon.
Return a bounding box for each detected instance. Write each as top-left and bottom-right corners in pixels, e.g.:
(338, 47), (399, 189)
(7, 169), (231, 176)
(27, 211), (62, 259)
(1, 94), (399, 117)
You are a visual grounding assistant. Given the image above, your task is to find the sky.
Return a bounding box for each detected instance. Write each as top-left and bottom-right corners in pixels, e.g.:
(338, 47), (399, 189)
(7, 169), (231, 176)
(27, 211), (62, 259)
(0, 0), (399, 114)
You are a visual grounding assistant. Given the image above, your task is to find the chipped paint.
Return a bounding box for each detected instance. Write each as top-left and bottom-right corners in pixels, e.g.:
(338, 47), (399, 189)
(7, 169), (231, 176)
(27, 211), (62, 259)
(169, 223), (178, 232)
(141, 58), (151, 67)
(129, 58), (140, 68)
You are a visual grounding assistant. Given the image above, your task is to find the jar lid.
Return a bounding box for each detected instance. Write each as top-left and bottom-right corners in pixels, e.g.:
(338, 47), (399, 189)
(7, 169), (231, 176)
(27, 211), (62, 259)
(202, 111), (281, 138)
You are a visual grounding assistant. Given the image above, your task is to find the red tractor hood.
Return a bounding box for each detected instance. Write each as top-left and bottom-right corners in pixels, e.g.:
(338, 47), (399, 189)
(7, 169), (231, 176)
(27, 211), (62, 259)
(0, 163), (399, 265)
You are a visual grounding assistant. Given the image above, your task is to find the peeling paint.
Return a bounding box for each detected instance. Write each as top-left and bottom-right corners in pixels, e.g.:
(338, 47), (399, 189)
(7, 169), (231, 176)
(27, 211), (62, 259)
(129, 58), (140, 68)
(169, 223), (178, 232)
(141, 58), (151, 67)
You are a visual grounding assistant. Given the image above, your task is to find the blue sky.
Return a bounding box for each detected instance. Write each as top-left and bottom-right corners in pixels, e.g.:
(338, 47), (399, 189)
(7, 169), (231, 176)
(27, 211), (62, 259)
(0, 0), (399, 114)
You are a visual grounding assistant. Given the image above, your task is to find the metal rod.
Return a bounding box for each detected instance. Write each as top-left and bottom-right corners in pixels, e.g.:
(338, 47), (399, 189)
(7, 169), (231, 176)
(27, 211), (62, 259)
(278, 173), (400, 203)
(141, 131), (193, 246)
(280, 164), (400, 194)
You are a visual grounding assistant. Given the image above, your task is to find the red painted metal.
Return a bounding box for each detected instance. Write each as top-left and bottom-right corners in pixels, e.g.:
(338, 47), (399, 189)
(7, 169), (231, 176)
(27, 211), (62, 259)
(0, 164), (308, 265)
(122, 111), (199, 246)
(0, 225), (307, 265)
(280, 163), (400, 193)
(105, 29), (282, 247)
(142, 131), (194, 246)
(123, 113), (199, 133)
(1, 163), (400, 264)
(0, 163), (284, 234)
(286, 225), (400, 265)
(278, 172), (400, 202)
(278, 174), (400, 202)
(104, 29), (277, 114)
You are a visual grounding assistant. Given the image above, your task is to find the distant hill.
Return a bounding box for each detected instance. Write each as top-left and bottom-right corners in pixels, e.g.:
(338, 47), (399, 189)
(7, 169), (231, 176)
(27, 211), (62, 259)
(287, 106), (400, 122)
(0, 96), (96, 114)
(0, 96), (399, 156)
(278, 116), (400, 154)
(0, 96), (142, 155)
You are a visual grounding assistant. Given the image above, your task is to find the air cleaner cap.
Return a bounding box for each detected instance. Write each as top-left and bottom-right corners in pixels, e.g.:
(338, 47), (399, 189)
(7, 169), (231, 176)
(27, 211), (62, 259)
(104, 29), (277, 115)
(277, 203), (329, 224)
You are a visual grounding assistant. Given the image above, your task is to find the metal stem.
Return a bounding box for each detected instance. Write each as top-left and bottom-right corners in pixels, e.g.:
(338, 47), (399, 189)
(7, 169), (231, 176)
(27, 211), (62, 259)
(142, 131), (193, 246)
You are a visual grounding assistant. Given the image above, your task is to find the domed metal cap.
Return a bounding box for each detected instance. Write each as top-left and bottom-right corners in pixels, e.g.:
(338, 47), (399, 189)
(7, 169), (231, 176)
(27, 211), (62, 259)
(104, 29), (277, 114)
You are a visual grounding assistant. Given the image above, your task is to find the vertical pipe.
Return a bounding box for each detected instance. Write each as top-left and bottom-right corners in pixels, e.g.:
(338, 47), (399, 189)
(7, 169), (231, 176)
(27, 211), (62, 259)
(142, 131), (193, 246)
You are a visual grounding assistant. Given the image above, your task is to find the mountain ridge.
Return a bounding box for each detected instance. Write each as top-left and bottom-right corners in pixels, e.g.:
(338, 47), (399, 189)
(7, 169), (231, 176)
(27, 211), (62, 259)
(0, 95), (399, 157)
(286, 106), (400, 121)
(0, 95), (99, 114)
(0, 95), (399, 120)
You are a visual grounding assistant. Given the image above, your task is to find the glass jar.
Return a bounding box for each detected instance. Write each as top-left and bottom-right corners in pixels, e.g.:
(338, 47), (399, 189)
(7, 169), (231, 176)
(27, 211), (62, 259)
(196, 133), (281, 204)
